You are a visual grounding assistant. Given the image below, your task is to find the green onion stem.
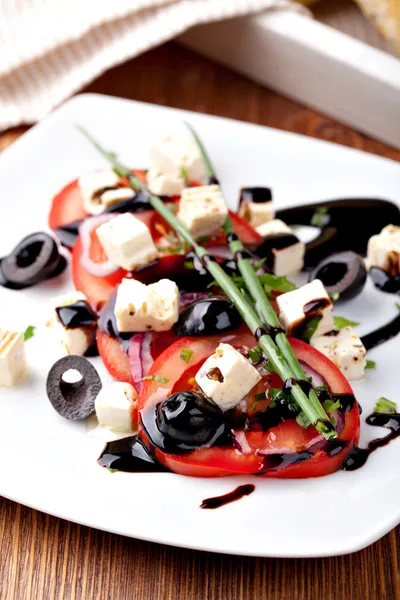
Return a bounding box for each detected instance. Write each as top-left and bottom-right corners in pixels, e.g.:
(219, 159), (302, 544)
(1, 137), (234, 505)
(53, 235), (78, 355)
(78, 125), (336, 440)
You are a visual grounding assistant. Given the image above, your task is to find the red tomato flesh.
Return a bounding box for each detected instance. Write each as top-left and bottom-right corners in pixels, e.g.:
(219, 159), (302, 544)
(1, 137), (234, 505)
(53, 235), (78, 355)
(138, 334), (360, 478)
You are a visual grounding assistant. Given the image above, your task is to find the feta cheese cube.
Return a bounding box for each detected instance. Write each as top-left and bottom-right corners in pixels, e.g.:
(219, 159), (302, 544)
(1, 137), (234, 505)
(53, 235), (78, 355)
(78, 169), (134, 215)
(239, 188), (275, 227)
(96, 213), (158, 271)
(277, 279), (334, 340)
(115, 278), (179, 333)
(0, 329), (26, 386)
(47, 292), (96, 356)
(367, 225), (400, 276)
(312, 327), (366, 380)
(256, 219), (305, 276)
(147, 168), (184, 197)
(177, 185), (228, 239)
(95, 382), (138, 432)
(195, 343), (261, 410)
(150, 132), (207, 182)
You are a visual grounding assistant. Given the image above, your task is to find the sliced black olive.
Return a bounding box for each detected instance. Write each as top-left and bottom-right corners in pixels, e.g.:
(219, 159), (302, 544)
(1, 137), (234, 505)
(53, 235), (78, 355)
(0, 232), (67, 290)
(46, 355), (102, 420)
(173, 296), (242, 337)
(104, 189), (152, 214)
(369, 267), (400, 294)
(56, 300), (98, 329)
(140, 391), (229, 453)
(53, 220), (82, 249)
(309, 251), (367, 301)
(239, 187), (272, 207)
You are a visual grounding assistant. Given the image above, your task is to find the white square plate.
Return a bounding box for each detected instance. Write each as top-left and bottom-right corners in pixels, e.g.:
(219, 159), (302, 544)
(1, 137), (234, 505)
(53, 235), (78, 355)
(1, 94), (400, 558)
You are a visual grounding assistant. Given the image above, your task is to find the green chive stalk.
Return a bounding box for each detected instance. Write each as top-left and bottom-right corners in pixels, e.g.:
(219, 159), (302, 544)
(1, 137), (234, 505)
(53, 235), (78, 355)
(78, 125), (336, 440)
(187, 124), (320, 386)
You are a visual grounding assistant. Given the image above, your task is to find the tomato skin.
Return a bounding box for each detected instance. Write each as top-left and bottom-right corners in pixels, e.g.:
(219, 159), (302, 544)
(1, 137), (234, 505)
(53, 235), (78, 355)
(138, 335), (360, 479)
(229, 211), (263, 247)
(49, 179), (87, 229)
(48, 170), (148, 230)
(96, 329), (134, 386)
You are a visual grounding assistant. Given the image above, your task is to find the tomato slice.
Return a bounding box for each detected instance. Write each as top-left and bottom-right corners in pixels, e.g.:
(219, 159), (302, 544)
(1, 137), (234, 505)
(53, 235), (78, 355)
(48, 170), (148, 230)
(229, 211), (263, 247)
(138, 334), (360, 478)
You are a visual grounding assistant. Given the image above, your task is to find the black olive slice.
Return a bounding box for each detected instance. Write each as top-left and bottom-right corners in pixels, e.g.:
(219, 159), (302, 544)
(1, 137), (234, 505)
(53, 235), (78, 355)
(53, 220), (82, 249)
(56, 300), (98, 328)
(140, 391), (230, 453)
(173, 296), (242, 337)
(46, 356), (102, 420)
(369, 267), (400, 294)
(239, 187), (272, 207)
(104, 189), (152, 214)
(309, 251), (367, 301)
(0, 232), (67, 290)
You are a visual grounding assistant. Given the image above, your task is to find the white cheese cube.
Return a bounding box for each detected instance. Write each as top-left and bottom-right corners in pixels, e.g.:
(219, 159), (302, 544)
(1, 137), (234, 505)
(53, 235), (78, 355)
(0, 329), (26, 386)
(195, 343), (261, 410)
(150, 132), (207, 182)
(47, 292), (95, 356)
(78, 169), (134, 215)
(177, 185), (228, 239)
(96, 213), (158, 271)
(312, 327), (366, 380)
(256, 219), (305, 276)
(115, 278), (179, 333)
(367, 225), (400, 276)
(239, 200), (274, 228)
(277, 279), (334, 340)
(147, 168), (184, 197)
(95, 382), (138, 432)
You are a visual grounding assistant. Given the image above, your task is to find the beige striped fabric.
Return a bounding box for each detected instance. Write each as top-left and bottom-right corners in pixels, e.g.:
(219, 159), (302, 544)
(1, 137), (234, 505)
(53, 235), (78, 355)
(0, 0), (306, 129)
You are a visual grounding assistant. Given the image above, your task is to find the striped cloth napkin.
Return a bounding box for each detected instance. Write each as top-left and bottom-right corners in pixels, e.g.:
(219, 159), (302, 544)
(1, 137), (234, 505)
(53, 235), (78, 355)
(0, 0), (307, 130)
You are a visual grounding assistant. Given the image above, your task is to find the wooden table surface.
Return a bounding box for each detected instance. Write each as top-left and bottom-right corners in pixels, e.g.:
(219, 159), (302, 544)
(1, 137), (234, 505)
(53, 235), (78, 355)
(1, 42), (399, 600)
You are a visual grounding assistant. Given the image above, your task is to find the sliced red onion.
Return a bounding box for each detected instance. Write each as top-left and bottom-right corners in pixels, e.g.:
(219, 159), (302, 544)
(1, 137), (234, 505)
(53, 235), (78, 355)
(128, 332), (154, 393)
(206, 245), (233, 260)
(79, 214), (120, 277)
(179, 291), (209, 309)
(129, 333), (145, 392)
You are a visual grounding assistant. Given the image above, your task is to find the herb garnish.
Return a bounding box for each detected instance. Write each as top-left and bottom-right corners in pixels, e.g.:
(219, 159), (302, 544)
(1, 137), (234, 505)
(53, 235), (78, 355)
(142, 375), (169, 383)
(365, 360), (376, 370)
(301, 316), (322, 343)
(374, 397), (397, 414)
(180, 348), (193, 364)
(311, 206), (328, 227)
(255, 392), (266, 401)
(323, 399), (340, 413)
(334, 316), (360, 330)
(24, 326), (35, 341)
(248, 346), (263, 364)
(107, 468), (118, 473)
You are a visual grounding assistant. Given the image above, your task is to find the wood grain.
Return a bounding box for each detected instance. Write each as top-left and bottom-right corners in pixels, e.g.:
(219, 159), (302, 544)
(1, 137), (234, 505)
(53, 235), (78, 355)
(1, 42), (399, 600)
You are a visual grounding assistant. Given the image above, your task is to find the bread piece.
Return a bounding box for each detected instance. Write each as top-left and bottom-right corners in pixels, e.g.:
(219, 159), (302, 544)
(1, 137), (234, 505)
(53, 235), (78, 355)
(352, 0), (400, 54)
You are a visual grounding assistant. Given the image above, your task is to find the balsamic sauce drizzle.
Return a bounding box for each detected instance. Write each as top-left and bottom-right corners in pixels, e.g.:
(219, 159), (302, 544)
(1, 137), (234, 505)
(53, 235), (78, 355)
(200, 484), (256, 509)
(361, 313), (400, 351)
(343, 413), (400, 471)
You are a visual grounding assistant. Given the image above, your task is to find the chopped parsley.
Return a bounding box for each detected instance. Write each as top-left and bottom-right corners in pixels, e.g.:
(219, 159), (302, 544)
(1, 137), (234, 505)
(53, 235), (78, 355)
(332, 292), (340, 302)
(323, 399), (340, 413)
(142, 375), (169, 384)
(184, 260), (194, 270)
(254, 392), (266, 401)
(311, 206), (328, 227)
(365, 360), (376, 370)
(333, 316), (360, 330)
(24, 326), (35, 341)
(301, 316), (322, 343)
(248, 346), (263, 364)
(374, 397), (397, 414)
(180, 348), (193, 364)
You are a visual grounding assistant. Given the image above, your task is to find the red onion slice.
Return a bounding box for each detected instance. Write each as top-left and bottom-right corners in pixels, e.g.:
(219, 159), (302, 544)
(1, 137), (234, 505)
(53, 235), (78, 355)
(129, 333), (145, 392)
(179, 291), (209, 309)
(79, 214), (120, 277)
(128, 332), (154, 393)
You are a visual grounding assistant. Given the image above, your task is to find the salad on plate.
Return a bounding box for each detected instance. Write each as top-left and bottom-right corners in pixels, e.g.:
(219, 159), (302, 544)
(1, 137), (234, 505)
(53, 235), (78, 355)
(1, 122), (400, 504)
